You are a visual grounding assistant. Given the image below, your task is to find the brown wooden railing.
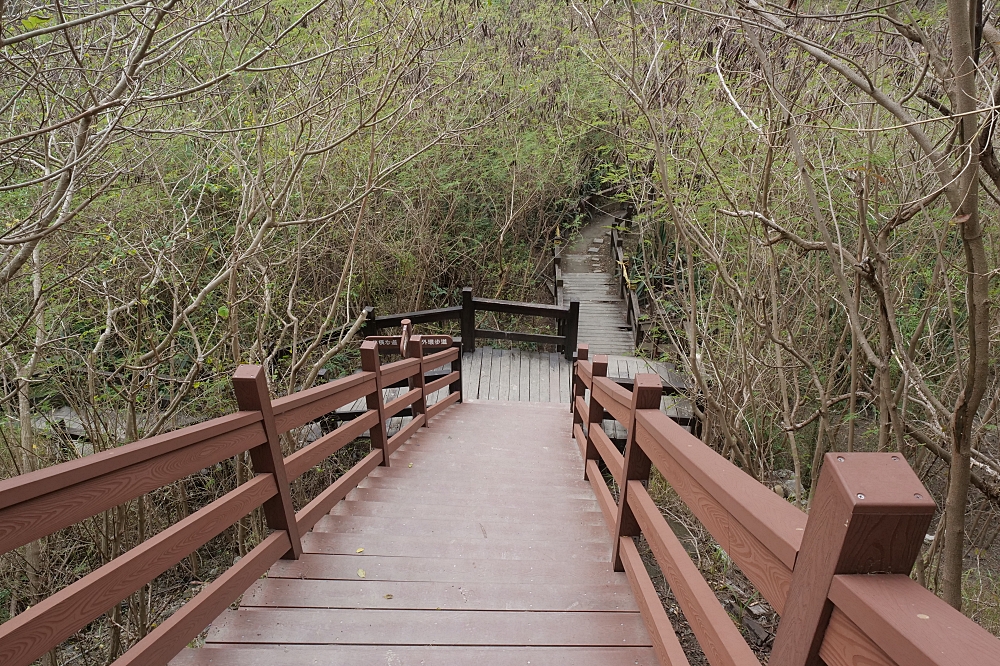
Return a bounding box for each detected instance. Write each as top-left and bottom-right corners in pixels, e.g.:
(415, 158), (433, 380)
(0, 337), (461, 666)
(362, 287), (580, 360)
(571, 343), (1000, 666)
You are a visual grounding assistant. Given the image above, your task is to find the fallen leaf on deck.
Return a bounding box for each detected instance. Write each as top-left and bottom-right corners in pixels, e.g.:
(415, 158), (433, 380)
(384, 594), (393, 599)
(357, 569), (366, 578)
(356, 547), (364, 553)
(408, 463), (413, 468)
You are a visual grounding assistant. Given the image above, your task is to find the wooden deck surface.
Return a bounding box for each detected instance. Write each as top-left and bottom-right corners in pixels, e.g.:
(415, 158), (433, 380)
(170, 401), (658, 665)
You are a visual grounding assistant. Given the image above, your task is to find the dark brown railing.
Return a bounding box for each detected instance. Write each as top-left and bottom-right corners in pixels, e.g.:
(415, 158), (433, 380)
(0, 337), (461, 666)
(362, 287), (580, 360)
(571, 343), (1000, 666)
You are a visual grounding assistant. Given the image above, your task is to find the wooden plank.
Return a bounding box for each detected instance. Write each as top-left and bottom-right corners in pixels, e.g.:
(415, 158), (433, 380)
(574, 423), (588, 459)
(819, 607), (897, 666)
(519, 350), (531, 401)
(345, 487), (599, 511)
(380, 357), (421, 386)
(529, 353), (540, 401)
(272, 372), (376, 432)
(619, 536), (691, 666)
(312, 514), (609, 541)
(498, 349), (510, 401)
(538, 351), (550, 402)
(207, 608), (650, 646)
(586, 460), (616, 534)
(508, 350), (521, 401)
(386, 413), (426, 454)
(471, 297), (571, 318)
(468, 349), (483, 399)
(425, 371), (460, 396)
(476, 329), (565, 346)
(302, 532), (612, 561)
(116, 531), (291, 666)
(172, 646), (660, 666)
(549, 353), (561, 402)
(329, 500), (604, 525)
(267, 553), (625, 585)
(628, 482), (759, 666)
(592, 377), (631, 424)
(357, 476), (594, 497)
(240, 578), (638, 611)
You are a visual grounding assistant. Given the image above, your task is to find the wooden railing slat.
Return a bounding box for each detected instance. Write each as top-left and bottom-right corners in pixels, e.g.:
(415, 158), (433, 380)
(284, 410), (379, 481)
(590, 426), (623, 481)
(384, 387), (423, 419)
(592, 376), (632, 424)
(295, 449), (384, 533)
(113, 530), (292, 666)
(586, 459), (616, 534)
(819, 607), (897, 666)
(636, 409), (806, 569)
(572, 423), (587, 459)
(422, 346), (458, 370)
(0, 411), (262, 511)
(470, 296), (571, 318)
(0, 474), (276, 666)
(635, 421), (792, 613)
(619, 536), (691, 666)
(426, 390), (460, 419)
(474, 329), (565, 346)
(627, 481), (760, 666)
(273, 373), (376, 433)
(387, 413), (426, 455)
(0, 422), (266, 555)
(424, 370), (459, 395)
(380, 357), (421, 386)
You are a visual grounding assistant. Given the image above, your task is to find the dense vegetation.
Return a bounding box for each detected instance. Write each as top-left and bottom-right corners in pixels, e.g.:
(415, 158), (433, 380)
(1, 0), (997, 662)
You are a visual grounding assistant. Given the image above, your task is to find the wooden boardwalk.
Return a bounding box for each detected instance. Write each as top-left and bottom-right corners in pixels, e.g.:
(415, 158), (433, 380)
(560, 210), (634, 356)
(171, 401), (657, 665)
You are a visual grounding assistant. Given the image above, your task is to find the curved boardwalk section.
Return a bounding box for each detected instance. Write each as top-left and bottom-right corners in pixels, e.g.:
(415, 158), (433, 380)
(171, 401), (657, 665)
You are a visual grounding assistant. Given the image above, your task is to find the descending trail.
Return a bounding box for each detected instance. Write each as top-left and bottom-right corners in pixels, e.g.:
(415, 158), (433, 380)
(561, 208), (635, 356)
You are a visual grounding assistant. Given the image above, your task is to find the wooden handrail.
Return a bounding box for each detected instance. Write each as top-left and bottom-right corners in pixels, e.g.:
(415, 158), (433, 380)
(363, 287), (581, 360)
(569, 344), (1000, 666)
(0, 334), (463, 666)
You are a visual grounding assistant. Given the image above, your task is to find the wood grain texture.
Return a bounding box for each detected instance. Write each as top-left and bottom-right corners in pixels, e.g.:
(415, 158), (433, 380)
(592, 377), (632, 424)
(0, 421), (266, 554)
(424, 370), (460, 395)
(380, 357), (422, 386)
(635, 422), (793, 612)
(770, 453), (935, 666)
(828, 574), (1000, 666)
(636, 409), (806, 568)
(590, 426), (624, 481)
(619, 536), (691, 666)
(628, 481), (759, 666)
(383, 387), (422, 418)
(819, 607), (896, 666)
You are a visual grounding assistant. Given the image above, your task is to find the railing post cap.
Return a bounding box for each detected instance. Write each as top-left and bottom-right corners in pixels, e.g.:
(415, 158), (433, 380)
(822, 452), (936, 514)
(634, 373), (662, 390)
(233, 364), (264, 380)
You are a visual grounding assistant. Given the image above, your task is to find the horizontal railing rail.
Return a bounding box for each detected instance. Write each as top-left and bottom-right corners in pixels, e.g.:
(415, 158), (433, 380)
(570, 343), (1000, 666)
(0, 336), (462, 666)
(362, 287), (580, 360)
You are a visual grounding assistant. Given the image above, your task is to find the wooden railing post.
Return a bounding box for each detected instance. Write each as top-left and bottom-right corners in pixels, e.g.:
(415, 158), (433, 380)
(571, 343), (589, 414)
(582, 354), (608, 478)
(449, 340), (463, 402)
(769, 452), (936, 666)
(564, 300), (580, 360)
(461, 287), (475, 353)
(360, 340), (390, 467)
(232, 365), (302, 559)
(407, 334), (428, 425)
(612, 373), (662, 571)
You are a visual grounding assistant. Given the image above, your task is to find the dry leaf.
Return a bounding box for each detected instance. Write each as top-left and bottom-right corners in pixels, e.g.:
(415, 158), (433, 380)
(356, 547), (364, 553)
(384, 594), (393, 599)
(357, 569), (366, 578)
(408, 463), (413, 468)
